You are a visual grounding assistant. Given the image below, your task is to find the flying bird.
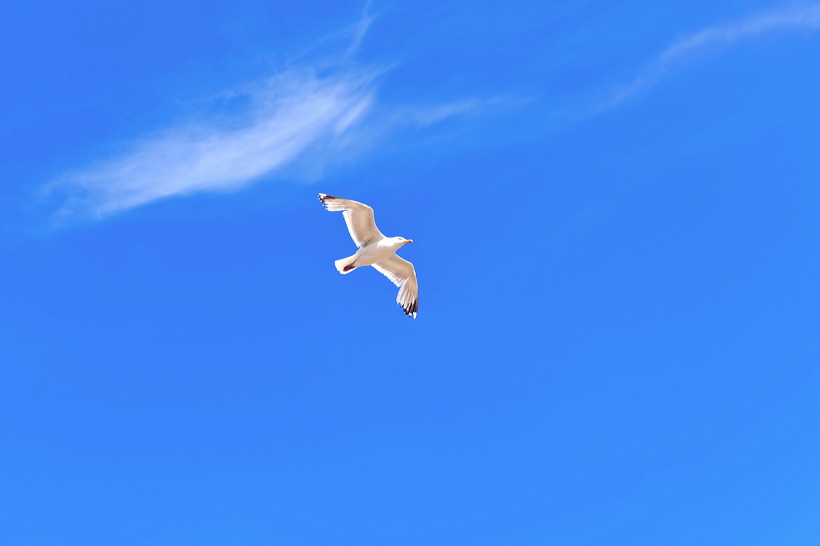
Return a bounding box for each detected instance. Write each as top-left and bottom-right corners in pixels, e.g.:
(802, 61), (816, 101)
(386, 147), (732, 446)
(318, 194), (419, 318)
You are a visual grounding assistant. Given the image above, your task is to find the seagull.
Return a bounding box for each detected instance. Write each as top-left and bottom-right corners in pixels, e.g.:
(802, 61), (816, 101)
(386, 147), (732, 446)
(318, 193), (419, 318)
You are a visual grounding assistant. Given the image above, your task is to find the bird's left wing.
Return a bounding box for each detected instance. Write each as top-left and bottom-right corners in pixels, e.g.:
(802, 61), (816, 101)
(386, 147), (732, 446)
(372, 254), (419, 318)
(318, 194), (384, 247)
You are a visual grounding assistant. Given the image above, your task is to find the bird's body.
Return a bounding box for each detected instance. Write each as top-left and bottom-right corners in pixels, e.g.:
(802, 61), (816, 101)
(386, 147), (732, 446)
(336, 236), (409, 272)
(318, 194), (419, 318)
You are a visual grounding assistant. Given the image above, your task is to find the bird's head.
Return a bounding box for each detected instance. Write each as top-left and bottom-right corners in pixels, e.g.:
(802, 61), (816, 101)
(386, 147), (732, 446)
(396, 236), (413, 245)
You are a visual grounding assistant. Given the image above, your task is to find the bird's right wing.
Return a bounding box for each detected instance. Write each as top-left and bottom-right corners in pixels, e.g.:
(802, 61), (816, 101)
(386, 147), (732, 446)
(318, 194), (385, 247)
(372, 254), (419, 318)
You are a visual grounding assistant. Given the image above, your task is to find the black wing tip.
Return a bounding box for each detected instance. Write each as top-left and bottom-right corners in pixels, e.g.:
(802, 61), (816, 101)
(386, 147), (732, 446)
(318, 193), (340, 208)
(401, 300), (419, 319)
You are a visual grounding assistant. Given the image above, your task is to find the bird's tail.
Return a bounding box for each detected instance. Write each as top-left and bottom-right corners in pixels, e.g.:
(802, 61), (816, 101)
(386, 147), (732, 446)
(334, 255), (358, 274)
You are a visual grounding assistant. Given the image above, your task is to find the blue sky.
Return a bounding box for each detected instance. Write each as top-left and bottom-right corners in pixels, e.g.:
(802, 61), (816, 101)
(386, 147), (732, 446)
(2, 1), (820, 544)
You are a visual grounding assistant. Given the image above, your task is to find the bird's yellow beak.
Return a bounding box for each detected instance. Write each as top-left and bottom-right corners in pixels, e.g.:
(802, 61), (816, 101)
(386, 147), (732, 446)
(406, 239), (414, 243)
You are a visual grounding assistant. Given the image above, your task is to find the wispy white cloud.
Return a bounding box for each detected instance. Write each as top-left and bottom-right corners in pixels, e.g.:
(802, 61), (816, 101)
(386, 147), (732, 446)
(47, 10), (495, 220)
(345, 0), (376, 59)
(601, 3), (820, 109)
(52, 66), (379, 218)
(393, 96), (525, 128)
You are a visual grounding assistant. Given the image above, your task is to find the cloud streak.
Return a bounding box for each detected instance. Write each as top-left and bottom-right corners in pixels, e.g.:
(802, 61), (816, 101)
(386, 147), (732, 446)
(47, 10), (492, 220)
(602, 3), (820, 109)
(52, 66), (379, 218)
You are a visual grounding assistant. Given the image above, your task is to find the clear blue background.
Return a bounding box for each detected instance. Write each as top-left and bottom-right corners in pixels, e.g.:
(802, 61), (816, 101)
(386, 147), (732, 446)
(2, 1), (820, 544)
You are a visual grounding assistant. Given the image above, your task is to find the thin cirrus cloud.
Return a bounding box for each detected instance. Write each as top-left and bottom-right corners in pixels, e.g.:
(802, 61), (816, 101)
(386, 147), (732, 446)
(48, 15), (487, 220)
(53, 66), (380, 218)
(601, 3), (820, 109)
